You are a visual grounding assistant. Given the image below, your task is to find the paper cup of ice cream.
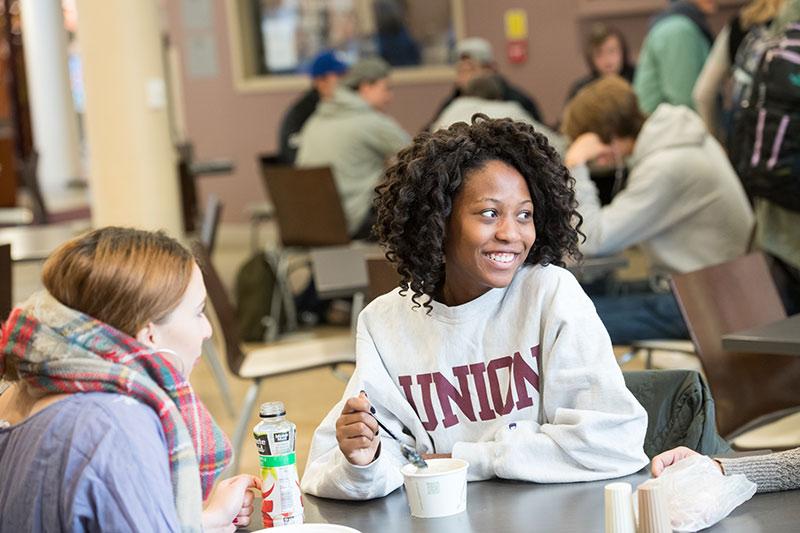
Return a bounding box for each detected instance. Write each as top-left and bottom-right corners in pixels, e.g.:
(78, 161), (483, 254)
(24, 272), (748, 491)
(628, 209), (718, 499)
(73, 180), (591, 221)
(400, 458), (469, 518)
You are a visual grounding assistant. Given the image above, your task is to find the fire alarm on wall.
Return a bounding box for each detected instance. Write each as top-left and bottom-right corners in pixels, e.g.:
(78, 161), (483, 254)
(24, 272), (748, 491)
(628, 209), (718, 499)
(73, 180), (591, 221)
(504, 9), (529, 64)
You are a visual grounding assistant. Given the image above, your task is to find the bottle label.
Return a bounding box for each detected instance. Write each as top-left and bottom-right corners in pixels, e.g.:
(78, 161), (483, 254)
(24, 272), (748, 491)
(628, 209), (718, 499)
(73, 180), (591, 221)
(260, 455), (304, 527)
(260, 452), (296, 468)
(254, 428), (294, 455)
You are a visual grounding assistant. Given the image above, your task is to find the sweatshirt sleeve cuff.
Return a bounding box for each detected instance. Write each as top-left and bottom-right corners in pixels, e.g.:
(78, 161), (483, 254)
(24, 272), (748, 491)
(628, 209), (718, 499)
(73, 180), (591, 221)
(452, 441), (496, 481)
(340, 452), (382, 483)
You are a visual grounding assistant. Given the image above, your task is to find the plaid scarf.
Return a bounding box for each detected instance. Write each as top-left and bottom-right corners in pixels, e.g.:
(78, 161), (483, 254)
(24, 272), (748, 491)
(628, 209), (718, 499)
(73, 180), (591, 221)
(0, 292), (232, 531)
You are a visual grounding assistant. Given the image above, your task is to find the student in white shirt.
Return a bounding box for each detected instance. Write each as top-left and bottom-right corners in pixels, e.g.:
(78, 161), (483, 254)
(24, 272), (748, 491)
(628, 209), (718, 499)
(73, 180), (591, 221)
(301, 115), (648, 500)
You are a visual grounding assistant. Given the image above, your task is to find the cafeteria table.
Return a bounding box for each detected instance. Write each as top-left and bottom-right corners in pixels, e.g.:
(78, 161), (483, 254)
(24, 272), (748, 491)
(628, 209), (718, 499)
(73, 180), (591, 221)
(721, 314), (800, 357)
(245, 469), (800, 532)
(0, 221), (91, 263)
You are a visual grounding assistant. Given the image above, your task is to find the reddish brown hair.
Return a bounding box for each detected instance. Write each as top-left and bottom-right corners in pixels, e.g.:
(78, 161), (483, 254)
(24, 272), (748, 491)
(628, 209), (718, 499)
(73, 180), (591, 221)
(42, 227), (194, 337)
(561, 75), (646, 143)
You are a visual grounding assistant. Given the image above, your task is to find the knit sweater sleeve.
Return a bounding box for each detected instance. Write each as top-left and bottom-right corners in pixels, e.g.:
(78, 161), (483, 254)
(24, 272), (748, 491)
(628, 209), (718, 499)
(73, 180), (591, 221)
(716, 447), (800, 493)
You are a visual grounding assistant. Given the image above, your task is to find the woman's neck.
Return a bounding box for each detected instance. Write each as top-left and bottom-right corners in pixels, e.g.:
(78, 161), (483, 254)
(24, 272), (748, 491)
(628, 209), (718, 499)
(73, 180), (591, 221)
(0, 381), (70, 425)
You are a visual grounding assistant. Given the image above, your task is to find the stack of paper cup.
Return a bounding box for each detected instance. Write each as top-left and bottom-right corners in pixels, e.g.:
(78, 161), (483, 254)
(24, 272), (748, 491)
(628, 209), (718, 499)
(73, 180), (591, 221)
(604, 482), (636, 533)
(638, 484), (672, 533)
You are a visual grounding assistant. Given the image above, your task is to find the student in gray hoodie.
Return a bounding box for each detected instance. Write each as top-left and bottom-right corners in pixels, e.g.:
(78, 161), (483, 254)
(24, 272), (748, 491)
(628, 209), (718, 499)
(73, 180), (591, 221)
(296, 57), (411, 239)
(561, 75), (753, 344)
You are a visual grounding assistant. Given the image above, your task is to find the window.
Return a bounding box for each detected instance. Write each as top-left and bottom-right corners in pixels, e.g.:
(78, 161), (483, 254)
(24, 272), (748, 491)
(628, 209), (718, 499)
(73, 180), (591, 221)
(227, 0), (465, 91)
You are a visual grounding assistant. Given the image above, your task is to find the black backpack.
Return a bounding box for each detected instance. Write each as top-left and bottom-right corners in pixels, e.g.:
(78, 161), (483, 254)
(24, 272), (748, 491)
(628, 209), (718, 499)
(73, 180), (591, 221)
(732, 22), (800, 212)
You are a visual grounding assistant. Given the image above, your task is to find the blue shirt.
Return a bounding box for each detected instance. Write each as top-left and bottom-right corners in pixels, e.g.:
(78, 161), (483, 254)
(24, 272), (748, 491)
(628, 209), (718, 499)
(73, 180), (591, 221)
(0, 392), (181, 532)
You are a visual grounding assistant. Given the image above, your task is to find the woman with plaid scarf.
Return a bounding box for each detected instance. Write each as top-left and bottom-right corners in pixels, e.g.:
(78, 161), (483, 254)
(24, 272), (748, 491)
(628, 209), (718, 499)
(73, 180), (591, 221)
(0, 227), (259, 532)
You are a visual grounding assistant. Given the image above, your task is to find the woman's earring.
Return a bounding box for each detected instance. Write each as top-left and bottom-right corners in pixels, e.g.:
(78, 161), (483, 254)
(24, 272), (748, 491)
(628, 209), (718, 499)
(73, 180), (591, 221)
(157, 348), (184, 374)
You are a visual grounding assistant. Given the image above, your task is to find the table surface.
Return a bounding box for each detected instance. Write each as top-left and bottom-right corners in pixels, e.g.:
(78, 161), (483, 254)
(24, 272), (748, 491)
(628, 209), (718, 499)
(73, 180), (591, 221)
(0, 222), (91, 262)
(721, 314), (800, 357)
(246, 470), (800, 532)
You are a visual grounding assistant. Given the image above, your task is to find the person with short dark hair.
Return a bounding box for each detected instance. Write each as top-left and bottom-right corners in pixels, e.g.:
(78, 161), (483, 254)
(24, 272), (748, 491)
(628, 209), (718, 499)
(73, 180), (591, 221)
(566, 23), (636, 103)
(562, 76), (754, 344)
(277, 50), (349, 164)
(432, 74), (567, 154)
(296, 57), (410, 239)
(301, 115), (648, 500)
(428, 37), (544, 129)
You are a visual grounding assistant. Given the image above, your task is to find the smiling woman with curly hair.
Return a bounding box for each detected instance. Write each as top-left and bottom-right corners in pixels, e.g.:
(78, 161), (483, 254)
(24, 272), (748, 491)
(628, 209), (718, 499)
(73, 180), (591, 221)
(301, 115), (649, 501)
(375, 114), (582, 310)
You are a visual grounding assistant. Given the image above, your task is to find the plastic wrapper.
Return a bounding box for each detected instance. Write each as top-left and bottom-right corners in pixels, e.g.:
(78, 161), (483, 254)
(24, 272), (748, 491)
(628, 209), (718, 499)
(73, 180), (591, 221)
(635, 455), (757, 532)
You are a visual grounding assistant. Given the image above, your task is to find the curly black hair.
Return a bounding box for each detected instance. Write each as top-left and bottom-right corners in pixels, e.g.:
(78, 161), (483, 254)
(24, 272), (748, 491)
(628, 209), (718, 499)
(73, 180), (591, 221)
(374, 114), (583, 311)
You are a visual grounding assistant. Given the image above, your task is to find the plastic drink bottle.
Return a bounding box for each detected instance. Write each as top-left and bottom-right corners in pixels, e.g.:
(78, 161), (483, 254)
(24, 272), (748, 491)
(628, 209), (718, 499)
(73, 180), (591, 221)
(253, 401), (304, 527)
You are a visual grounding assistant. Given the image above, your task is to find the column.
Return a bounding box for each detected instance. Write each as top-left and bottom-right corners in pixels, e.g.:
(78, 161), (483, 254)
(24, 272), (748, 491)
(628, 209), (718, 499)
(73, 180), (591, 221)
(19, 0), (82, 197)
(75, 0), (182, 236)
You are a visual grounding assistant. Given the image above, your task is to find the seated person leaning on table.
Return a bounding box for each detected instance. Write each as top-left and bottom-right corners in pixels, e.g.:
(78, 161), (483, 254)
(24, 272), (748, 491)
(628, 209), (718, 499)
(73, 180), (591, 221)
(561, 75), (753, 345)
(652, 446), (800, 493)
(301, 115), (649, 500)
(0, 228), (258, 532)
(295, 56), (411, 240)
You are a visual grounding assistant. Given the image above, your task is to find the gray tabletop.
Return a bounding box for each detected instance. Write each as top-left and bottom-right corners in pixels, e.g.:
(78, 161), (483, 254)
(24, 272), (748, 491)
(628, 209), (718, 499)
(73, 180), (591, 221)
(246, 470), (800, 532)
(721, 314), (800, 356)
(566, 254), (629, 281)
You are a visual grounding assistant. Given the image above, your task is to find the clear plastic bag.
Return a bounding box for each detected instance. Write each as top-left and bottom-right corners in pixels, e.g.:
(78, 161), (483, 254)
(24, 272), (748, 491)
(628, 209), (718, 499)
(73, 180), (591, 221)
(635, 455), (757, 532)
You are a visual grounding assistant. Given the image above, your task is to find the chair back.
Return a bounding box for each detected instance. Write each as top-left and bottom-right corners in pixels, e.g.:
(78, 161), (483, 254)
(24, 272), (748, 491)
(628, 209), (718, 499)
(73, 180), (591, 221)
(366, 256), (401, 302)
(177, 143), (198, 233)
(0, 243), (11, 320)
(259, 161), (350, 247)
(671, 252), (800, 436)
(199, 194), (223, 255)
(192, 241), (245, 375)
(19, 151), (46, 225)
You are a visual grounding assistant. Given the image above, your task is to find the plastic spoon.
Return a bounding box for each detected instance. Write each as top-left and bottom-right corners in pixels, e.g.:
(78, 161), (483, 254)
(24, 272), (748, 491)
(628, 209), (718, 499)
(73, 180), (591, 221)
(371, 413), (428, 469)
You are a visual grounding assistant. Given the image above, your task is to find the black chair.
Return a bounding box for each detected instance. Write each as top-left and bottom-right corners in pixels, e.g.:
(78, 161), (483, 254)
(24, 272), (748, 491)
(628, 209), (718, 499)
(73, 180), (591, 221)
(262, 165), (349, 248)
(0, 243), (11, 320)
(199, 193), (223, 256)
(256, 162), (351, 338)
(177, 143), (234, 234)
(195, 195), (234, 417)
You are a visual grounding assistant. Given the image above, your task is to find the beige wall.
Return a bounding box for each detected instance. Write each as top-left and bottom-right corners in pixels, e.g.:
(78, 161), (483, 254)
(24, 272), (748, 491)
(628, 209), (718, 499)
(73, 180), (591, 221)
(164, 1), (740, 223)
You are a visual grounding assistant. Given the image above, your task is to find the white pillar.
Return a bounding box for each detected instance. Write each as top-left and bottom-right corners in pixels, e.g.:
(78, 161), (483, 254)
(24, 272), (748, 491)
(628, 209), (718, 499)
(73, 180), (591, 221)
(19, 0), (82, 197)
(75, 0), (182, 236)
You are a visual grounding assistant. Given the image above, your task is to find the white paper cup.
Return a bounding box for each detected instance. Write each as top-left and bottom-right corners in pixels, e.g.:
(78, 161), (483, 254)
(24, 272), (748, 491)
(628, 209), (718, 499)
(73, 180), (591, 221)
(400, 458), (469, 518)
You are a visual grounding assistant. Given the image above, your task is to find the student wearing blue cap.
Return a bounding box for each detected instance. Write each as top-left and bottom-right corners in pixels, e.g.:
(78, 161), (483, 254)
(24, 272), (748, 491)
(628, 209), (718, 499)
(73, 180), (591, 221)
(278, 50), (349, 164)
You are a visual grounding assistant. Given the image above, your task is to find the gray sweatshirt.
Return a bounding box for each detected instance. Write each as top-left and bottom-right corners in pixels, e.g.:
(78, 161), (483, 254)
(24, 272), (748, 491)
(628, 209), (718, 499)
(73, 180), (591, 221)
(718, 447), (800, 493)
(301, 264), (648, 500)
(573, 104), (754, 274)
(296, 88), (411, 234)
